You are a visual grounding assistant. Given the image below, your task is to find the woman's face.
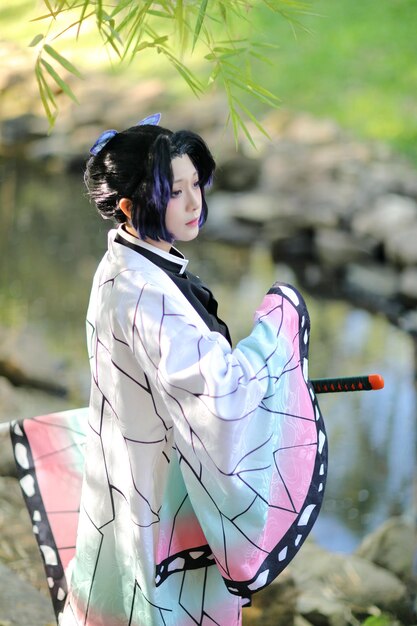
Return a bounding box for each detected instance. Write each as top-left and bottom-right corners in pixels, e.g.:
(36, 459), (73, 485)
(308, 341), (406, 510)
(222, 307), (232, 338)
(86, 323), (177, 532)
(165, 154), (202, 244)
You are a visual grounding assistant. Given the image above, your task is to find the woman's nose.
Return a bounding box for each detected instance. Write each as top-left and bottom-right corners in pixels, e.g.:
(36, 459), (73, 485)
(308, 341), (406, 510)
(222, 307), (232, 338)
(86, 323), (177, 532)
(188, 187), (200, 209)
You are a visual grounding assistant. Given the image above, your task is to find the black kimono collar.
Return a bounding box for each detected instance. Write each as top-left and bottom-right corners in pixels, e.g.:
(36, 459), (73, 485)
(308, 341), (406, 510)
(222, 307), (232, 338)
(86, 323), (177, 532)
(115, 225), (189, 275)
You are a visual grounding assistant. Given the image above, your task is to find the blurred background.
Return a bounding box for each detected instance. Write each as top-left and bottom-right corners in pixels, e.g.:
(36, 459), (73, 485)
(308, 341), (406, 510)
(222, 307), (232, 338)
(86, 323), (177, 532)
(0, 1), (416, 624)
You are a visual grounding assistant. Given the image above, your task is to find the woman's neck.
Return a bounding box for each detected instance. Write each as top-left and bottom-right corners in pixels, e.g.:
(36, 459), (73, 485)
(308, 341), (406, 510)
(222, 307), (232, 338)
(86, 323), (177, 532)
(124, 223), (171, 252)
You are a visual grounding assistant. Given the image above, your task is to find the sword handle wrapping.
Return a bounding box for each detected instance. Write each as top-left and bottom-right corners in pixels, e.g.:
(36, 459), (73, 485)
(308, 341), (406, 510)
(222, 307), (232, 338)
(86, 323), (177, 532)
(311, 374), (384, 394)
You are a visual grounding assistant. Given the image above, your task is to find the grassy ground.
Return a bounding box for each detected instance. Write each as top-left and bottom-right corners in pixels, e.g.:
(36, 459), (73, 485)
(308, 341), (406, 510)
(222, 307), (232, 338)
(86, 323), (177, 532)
(2, 0), (417, 161)
(249, 0), (417, 161)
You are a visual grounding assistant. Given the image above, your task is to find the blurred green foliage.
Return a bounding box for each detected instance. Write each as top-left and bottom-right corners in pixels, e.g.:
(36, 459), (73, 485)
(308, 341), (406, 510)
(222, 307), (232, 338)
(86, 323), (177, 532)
(6, 0), (309, 145)
(361, 615), (395, 626)
(1, 0), (416, 157)
(249, 0), (417, 161)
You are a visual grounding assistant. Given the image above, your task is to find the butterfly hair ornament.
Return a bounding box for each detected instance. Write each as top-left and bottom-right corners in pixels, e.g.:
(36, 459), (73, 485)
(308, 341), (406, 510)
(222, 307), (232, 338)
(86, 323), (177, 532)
(89, 113), (162, 156)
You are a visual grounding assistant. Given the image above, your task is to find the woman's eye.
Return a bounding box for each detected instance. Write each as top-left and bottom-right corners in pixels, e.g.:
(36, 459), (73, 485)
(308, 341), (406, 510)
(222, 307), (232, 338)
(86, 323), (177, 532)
(193, 180), (200, 189)
(171, 189), (181, 198)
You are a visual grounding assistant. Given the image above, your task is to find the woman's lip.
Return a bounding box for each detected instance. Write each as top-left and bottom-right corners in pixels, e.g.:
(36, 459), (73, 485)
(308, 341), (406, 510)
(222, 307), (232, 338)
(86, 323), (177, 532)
(186, 217), (200, 226)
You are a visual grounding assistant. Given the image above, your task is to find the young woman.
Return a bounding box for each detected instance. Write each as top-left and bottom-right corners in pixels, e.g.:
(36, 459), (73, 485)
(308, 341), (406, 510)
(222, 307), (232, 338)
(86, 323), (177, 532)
(58, 115), (327, 625)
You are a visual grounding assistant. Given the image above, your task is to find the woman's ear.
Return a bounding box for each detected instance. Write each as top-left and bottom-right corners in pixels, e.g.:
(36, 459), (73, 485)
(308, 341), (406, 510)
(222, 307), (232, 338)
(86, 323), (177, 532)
(119, 198), (133, 220)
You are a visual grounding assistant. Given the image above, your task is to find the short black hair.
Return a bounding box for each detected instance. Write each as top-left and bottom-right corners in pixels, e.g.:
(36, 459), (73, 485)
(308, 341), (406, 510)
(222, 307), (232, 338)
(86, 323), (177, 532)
(84, 124), (215, 242)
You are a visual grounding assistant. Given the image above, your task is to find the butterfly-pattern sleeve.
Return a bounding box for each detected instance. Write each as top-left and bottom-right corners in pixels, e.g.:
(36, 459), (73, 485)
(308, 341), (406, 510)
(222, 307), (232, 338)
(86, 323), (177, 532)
(119, 279), (327, 597)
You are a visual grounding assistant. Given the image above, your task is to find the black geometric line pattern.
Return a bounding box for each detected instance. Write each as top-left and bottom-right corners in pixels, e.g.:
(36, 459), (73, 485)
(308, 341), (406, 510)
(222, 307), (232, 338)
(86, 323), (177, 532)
(11, 231), (327, 626)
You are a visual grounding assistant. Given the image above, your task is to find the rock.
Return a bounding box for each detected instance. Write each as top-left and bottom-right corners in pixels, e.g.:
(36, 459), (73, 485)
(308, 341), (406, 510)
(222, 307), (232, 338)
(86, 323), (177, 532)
(0, 361), (72, 430)
(0, 561), (55, 626)
(351, 194), (417, 242)
(345, 263), (400, 300)
(290, 542), (410, 621)
(201, 192), (257, 244)
(398, 310), (417, 336)
(355, 517), (415, 583)
(0, 114), (49, 146)
(0, 355), (68, 397)
(296, 589), (348, 626)
(1, 327), (49, 378)
(215, 152), (262, 192)
(0, 410), (16, 477)
(270, 231), (315, 265)
(385, 223), (417, 266)
(261, 150), (305, 193)
(313, 140), (372, 173)
(283, 113), (341, 145)
(0, 377), (22, 420)
(0, 384), (71, 428)
(27, 133), (74, 162)
(315, 229), (376, 267)
(364, 160), (417, 199)
(362, 160), (413, 197)
(399, 266), (417, 303)
(247, 571), (298, 626)
(299, 202), (340, 230)
(229, 193), (278, 225)
(294, 617), (315, 626)
(310, 142), (371, 175)
(0, 324), (75, 398)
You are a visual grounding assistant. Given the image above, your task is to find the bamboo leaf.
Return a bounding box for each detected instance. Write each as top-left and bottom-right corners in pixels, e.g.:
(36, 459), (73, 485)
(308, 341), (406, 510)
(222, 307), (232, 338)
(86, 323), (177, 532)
(133, 40), (155, 54)
(96, 0), (104, 28)
(232, 95), (272, 140)
(76, 0), (90, 38)
(251, 40), (280, 51)
(40, 58), (79, 102)
(44, 44), (83, 78)
(102, 18), (123, 45)
(192, 0), (208, 51)
(110, 0), (134, 18)
(115, 4), (139, 35)
(41, 0), (57, 18)
(228, 104), (240, 146)
(30, 0), (313, 146)
(206, 50), (241, 61)
(227, 74), (280, 106)
(161, 49), (204, 96)
(35, 61), (57, 107)
(122, 2), (153, 59)
(53, 0), (69, 10)
(151, 36), (170, 45)
(239, 118), (257, 149)
(214, 38), (248, 46)
(98, 11), (123, 50)
(207, 65), (220, 85)
(147, 9), (172, 18)
(53, 11), (95, 42)
(38, 0), (71, 19)
(212, 46), (241, 54)
(35, 63), (57, 125)
(133, 34), (168, 57)
(249, 50), (275, 66)
(221, 75), (257, 148)
(219, 1), (227, 23)
(29, 34), (45, 47)
(30, 12), (59, 22)
(173, 0), (186, 53)
(102, 22), (123, 48)
(171, 64), (203, 96)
